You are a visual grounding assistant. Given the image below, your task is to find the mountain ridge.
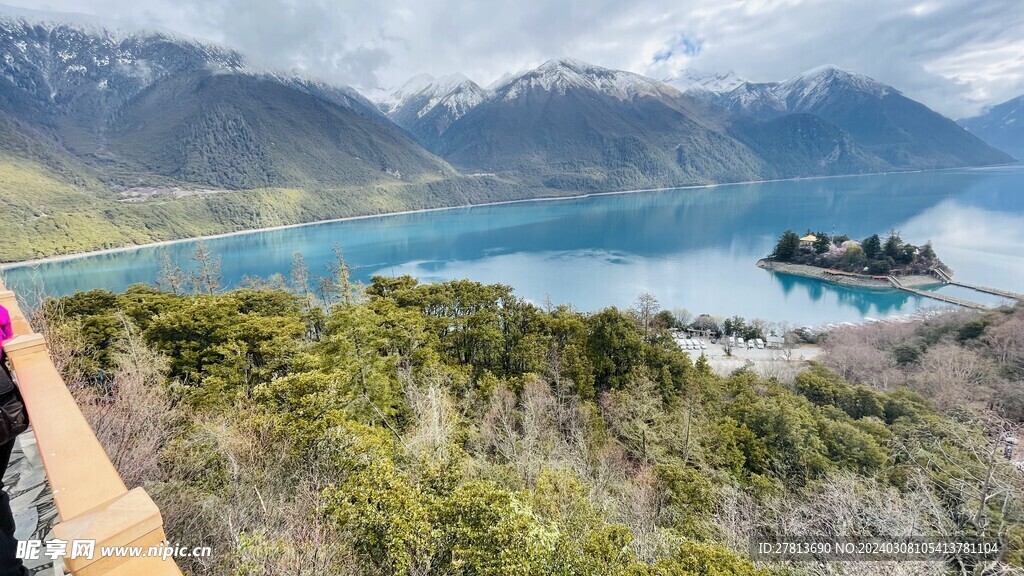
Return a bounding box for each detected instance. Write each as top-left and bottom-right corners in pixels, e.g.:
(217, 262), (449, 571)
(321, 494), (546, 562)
(678, 64), (1012, 168)
(959, 94), (1023, 160)
(431, 60), (896, 191)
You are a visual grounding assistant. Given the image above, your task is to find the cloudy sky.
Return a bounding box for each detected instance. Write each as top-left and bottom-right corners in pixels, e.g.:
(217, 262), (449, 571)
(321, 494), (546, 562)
(4, 0), (1023, 117)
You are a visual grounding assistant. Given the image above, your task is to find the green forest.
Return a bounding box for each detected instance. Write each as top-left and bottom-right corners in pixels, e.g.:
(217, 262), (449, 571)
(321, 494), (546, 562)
(34, 258), (1024, 576)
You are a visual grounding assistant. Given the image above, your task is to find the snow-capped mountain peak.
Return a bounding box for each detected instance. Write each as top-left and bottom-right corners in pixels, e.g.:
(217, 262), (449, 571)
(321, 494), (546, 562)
(497, 58), (679, 101)
(719, 81), (786, 116)
(377, 73), (488, 119)
(536, 57), (588, 71)
(486, 71), (516, 91)
(776, 65), (894, 110)
(0, 10), (392, 127)
(664, 69), (747, 94)
(0, 11), (245, 114)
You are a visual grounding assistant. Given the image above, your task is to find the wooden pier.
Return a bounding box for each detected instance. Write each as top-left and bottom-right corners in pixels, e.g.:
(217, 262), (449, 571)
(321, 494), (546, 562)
(886, 275), (988, 310)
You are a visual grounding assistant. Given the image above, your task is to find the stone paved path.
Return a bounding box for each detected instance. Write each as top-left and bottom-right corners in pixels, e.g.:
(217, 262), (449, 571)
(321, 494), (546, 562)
(6, 429), (61, 575)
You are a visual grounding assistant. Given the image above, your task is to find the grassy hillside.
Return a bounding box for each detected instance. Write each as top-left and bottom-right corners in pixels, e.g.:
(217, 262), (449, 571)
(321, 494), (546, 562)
(0, 114), (553, 263)
(0, 156), (534, 262)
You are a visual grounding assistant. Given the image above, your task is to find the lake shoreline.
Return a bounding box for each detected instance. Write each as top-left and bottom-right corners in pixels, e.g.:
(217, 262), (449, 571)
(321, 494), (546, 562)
(0, 164), (1007, 272)
(756, 260), (942, 289)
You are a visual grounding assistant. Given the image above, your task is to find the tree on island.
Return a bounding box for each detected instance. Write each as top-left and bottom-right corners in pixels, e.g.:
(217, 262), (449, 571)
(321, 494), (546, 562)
(813, 233), (832, 254)
(771, 230), (801, 260)
(862, 234), (881, 259)
(883, 231), (902, 260)
(841, 244), (866, 267)
(920, 241), (937, 261)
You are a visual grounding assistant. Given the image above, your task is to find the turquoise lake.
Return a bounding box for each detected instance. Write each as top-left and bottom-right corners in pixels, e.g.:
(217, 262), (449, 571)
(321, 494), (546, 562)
(5, 166), (1023, 326)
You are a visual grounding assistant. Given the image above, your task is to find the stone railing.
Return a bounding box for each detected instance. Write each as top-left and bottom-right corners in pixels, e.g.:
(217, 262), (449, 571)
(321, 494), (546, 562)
(0, 284), (182, 575)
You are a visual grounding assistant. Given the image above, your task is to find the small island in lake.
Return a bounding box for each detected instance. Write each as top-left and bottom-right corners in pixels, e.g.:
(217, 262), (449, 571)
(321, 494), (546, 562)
(758, 229), (950, 289)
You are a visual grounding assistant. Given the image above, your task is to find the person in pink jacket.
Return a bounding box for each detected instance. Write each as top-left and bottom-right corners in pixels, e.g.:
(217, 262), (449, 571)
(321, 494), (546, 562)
(0, 304), (12, 372)
(0, 304), (27, 576)
(0, 305), (10, 338)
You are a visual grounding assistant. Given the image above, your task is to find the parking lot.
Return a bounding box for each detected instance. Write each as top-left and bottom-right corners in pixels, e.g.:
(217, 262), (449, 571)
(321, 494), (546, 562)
(672, 334), (821, 376)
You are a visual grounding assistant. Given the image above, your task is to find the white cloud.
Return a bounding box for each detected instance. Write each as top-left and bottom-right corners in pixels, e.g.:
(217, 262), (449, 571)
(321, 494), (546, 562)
(4, 0), (1021, 117)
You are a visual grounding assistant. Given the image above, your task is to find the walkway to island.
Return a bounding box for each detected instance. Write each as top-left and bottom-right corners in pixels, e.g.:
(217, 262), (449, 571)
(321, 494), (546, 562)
(930, 268), (1024, 301)
(885, 275), (988, 310)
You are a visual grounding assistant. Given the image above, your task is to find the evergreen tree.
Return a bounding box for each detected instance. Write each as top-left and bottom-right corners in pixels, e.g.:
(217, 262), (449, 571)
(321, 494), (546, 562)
(862, 234), (882, 259)
(920, 241), (937, 261)
(883, 231), (903, 259)
(896, 244), (917, 264)
(814, 234), (832, 254)
(771, 230), (801, 261)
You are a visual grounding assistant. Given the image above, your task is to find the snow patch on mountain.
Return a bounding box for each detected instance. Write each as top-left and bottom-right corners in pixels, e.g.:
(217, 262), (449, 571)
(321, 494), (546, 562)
(486, 71), (518, 91)
(0, 4), (205, 46)
(959, 94), (1024, 157)
(421, 75), (487, 118)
